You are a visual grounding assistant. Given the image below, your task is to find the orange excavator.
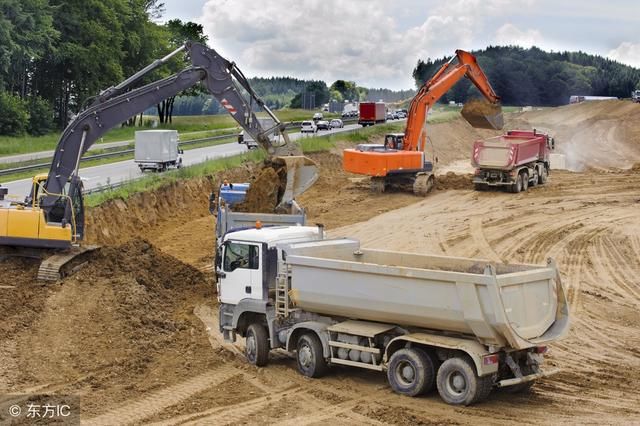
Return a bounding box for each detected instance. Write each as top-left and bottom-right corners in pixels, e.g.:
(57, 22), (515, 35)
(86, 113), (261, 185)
(343, 50), (503, 194)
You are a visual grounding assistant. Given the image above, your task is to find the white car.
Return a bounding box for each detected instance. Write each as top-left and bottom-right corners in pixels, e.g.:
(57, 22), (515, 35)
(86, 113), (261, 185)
(330, 119), (344, 129)
(300, 120), (318, 133)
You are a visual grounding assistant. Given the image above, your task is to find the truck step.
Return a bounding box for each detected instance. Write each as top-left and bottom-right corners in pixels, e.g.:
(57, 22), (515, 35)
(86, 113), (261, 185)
(330, 358), (383, 371)
(328, 340), (381, 354)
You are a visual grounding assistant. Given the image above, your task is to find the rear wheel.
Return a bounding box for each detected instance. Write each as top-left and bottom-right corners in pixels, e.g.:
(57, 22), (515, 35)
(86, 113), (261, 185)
(296, 333), (328, 378)
(436, 357), (493, 405)
(530, 168), (538, 187)
(539, 165), (548, 184)
(521, 171), (529, 191)
(245, 323), (269, 367)
(511, 174), (522, 193)
(387, 348), (435, 397)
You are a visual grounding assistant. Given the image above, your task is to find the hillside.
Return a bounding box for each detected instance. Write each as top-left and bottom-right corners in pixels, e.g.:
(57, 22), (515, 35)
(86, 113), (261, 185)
(413, 46), (640, 106)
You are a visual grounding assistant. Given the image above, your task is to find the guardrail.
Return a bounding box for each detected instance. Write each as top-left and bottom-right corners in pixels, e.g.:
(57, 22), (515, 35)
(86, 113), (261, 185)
(0, 133), (237, 178)
(1, 117), (363, 182)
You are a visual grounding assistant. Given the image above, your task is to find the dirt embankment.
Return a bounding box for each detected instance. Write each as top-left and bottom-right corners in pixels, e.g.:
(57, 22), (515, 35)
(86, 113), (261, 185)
(3, 105), (640, 424)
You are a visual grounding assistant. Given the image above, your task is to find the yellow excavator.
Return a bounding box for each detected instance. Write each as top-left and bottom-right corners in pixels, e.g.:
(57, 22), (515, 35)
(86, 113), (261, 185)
(0, 42), (318, 280)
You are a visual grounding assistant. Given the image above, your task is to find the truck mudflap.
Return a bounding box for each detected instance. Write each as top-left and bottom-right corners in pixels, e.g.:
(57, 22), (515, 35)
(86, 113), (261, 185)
(496, 367), (561, 388)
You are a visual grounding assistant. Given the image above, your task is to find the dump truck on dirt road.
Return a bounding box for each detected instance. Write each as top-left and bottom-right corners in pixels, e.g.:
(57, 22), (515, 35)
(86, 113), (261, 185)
(472, 130), (555, 192)
(216, 225), (570, 406)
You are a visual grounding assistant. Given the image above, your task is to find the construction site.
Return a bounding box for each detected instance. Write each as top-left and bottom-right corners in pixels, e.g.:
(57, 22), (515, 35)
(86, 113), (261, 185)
(1, 96), (639, 424)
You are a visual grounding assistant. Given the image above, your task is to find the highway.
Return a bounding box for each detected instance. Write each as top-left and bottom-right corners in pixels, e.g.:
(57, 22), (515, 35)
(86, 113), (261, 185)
(1, 123), (364, 199)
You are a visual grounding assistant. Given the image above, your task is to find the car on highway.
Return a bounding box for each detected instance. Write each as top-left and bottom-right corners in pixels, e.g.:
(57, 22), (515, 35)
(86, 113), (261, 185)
(316, 120), (331, 131)
(312, 112), (324, 122)
(330, 119), (344, 129)
(396, 111), (407, 119)
(386, 111), (395, 120)
(300, 120), (318, 133)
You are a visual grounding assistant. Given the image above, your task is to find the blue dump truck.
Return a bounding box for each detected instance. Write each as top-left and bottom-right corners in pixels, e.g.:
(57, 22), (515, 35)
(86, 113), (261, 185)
(210, 182), (306, 246)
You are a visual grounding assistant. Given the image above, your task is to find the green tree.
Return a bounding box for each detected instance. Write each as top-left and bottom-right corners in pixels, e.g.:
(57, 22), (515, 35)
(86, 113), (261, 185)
(0, 91), (28, 135)
(290, 81), (330, 109)
(156, 19), (208, 124)
(27, 96), (54, 135)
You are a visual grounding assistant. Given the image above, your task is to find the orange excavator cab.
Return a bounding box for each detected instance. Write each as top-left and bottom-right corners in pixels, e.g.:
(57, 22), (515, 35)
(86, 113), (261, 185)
(343, 49), (502, 195)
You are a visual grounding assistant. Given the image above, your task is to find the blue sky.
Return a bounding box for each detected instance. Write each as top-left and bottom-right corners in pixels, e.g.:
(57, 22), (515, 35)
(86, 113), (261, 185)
(161, 0), (640, 90)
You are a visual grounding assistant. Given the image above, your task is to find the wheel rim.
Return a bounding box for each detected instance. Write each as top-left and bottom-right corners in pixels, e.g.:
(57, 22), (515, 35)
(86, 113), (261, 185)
(246, 334), (256, 361)
(394, 360), (416, 386)
(445, 370), (468, 396)
(299, 344), (313, 369)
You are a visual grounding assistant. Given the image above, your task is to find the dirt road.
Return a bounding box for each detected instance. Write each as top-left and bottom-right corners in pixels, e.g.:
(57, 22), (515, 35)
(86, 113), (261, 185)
(1, 101), (639, 424)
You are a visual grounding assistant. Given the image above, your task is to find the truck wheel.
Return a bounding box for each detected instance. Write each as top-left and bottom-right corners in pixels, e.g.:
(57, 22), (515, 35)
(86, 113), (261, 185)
(539, 166), (548, 184)
(521, 171), (529, 191)
(296, 333), (328, 378)
(511, 175), (522, 193)
(245, 323), (269, 367)
(387, 348), (435, 397)
(530, 168), (538, 187)
(436, 357), (493, 405)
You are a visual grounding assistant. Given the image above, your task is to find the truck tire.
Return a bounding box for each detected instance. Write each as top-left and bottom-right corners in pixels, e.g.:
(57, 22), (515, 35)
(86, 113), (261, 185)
(530, 168), (538, 187)
(436, 357), (493, 405)
(538, 165), (548, 184)
(296, 333), (328, 378)
(387, 348), (435, 397)
(521, 171), (529, 191)
(510, 174), (522, 193)
(245, 323), (269, 367)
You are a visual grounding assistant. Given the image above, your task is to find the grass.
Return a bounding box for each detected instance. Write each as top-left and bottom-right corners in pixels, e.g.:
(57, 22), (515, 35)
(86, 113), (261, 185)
(0, 109), (332, 157)
(84, 122), (407, 207)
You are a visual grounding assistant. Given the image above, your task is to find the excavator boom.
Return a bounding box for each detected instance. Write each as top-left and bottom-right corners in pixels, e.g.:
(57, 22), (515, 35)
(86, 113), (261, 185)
(1, 41), (318, 265)
(343, 48), (501, 195)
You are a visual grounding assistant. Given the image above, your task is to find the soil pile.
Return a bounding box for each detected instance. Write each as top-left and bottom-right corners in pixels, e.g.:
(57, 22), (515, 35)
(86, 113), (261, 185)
(233, 164), (285, 213)
(3, 240), (219, 415)
(435, 172), (473, 190)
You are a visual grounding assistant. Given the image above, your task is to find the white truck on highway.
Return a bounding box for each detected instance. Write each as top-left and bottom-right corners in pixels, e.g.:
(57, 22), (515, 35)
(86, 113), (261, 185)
(216, 225), (570, 405)
(134, 130), (183, 172)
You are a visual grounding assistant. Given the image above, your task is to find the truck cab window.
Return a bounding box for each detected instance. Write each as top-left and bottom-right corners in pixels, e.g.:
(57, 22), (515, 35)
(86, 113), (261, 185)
(224, 242), (259, 272)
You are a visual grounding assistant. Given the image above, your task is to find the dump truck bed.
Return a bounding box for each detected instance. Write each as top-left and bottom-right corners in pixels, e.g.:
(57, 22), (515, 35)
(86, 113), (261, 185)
(284, 239), (569, 350)
(472, 131), (548, 170)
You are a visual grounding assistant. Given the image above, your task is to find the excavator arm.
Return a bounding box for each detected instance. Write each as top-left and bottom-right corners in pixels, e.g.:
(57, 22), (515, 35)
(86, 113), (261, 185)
(404, 49), (502, 152)
(41, 42), (317, 228)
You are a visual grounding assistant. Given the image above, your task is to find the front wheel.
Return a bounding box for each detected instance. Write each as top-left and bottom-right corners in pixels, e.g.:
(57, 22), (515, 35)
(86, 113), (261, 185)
(296, 333), (328, 378)
(436, 357), (493, 405)
(245, 323), (269, 367)
(387, 348), (435, 397)
(539, 165), (548, 184)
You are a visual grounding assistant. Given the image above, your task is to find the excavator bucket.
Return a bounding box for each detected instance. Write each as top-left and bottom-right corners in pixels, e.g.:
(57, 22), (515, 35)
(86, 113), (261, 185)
(461, 99), (504, 130)
(275, 155), (319, 207)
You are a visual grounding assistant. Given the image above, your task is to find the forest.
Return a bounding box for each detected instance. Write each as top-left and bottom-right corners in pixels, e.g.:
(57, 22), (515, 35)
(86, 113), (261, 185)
(413, 45), (640, 106)
(2, 1), (639, 137)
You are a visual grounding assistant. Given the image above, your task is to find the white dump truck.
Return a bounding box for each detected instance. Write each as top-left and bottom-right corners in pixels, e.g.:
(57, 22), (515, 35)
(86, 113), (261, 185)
(134, 130), (183, 172)
(216, 225), (570, 405)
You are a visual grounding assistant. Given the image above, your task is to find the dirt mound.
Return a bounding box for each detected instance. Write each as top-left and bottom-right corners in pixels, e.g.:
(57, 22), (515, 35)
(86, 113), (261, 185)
(513, 100), (640, 171)
(435, 172), (473, 190)
(4, 240), (218, 415)
(233, 163), (285, 213)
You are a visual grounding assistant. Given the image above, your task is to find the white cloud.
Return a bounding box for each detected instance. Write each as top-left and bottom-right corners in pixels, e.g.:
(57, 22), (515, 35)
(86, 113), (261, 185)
(607, 42), (640, 68)
(196, 0), (540, 89)
(495, 24), (543, 48)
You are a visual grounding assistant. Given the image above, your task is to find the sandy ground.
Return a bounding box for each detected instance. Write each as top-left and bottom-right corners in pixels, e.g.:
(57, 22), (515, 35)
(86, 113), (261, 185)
(1, 100), (639, 424)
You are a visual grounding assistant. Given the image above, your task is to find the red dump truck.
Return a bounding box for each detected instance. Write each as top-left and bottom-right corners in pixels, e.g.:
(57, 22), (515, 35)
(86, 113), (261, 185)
(471, 130), (554, 193)
(358, 102), (386, 126)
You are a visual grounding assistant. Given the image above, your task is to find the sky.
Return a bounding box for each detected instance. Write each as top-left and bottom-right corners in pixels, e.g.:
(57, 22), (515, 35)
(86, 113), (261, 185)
(161, 0), (640, 90)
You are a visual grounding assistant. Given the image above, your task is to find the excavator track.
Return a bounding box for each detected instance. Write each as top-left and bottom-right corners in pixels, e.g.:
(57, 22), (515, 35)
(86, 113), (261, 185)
(413, 173), (435, 196)
(37, 245), (99, 282)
